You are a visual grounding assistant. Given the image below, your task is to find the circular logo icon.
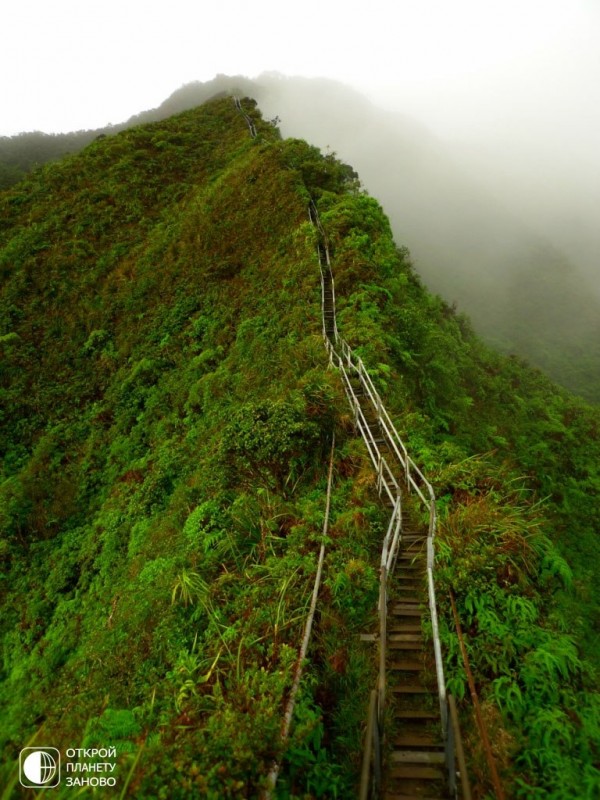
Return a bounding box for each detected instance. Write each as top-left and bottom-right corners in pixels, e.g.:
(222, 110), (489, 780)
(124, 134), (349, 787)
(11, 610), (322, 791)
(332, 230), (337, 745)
(22, 749), (58, 785)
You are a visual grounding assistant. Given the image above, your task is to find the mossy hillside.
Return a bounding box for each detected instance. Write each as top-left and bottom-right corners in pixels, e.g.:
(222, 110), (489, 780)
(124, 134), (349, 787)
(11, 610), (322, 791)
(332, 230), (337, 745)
(0, 96), (598, 797)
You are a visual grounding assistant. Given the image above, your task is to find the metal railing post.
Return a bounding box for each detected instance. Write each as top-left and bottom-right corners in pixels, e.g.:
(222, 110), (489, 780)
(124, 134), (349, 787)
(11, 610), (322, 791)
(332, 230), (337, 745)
(448, 694), (472, 800)
(379, 566), (387, 730)
(359, 690), (377, 800)
(445, 698), (457, 797)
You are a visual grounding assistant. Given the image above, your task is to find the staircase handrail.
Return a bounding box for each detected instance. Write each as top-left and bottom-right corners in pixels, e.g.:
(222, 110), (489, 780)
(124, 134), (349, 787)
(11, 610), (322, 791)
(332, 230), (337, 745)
(310, 201), (452, 797)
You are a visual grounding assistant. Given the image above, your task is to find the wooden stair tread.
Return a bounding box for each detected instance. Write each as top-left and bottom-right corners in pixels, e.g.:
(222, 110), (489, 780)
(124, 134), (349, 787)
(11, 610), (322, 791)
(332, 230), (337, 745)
(388, 765), (445, 780)
(388, 623), (422, 632)
(384, 795), (446, 800)
(393, 601), (424, 609)
(391, 607), (422, 617)
(393, 733), (441, 747)
(388, 641), (422, 650)
(391, 751), (445, 764)
(395, 709), (438, 719)
(390, 684), (430, 694)
(389, 660), (423, 671)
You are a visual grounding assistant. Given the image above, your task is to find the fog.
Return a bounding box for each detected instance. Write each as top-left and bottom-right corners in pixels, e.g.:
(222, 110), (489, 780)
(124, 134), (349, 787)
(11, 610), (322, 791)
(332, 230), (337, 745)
(272, 73), (600, 287)
(119, 70), (600, 398)
(359, 13), (600, 302)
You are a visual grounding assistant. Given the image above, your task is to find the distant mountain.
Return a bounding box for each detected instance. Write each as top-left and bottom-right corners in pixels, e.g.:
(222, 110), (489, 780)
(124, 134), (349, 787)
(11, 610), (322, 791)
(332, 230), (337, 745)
(0, 128), (124, 189)
(1, 74), (599, 400)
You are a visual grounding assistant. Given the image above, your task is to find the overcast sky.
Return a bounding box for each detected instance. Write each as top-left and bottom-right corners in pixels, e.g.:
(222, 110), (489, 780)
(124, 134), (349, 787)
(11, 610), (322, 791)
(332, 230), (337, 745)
(1, 0), (597, 140)
(2, 1), (599, 230)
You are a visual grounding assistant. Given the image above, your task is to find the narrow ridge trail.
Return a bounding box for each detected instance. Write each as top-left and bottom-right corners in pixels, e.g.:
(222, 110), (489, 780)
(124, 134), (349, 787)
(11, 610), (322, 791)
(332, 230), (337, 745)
(310, 199), (458, 799)
(232, 97), (466, 798)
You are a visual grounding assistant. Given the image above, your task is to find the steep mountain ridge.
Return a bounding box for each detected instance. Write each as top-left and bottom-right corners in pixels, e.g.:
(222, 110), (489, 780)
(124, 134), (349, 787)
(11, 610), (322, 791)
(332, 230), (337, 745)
(2, 74), (599, 401)
(0, 97), (598, 798)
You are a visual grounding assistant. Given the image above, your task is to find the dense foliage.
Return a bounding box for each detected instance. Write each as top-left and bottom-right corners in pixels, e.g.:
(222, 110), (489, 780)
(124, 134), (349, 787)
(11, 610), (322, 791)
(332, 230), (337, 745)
(0, 97), (598, 798)
(3, 74), (600, 405)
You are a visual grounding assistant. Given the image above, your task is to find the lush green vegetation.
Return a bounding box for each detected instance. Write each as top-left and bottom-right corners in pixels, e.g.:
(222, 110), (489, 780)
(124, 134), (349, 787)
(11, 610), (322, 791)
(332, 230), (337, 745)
(315, 187), (600, 797)
(1, 97), (598, 798)
(4, 74), (600, 405)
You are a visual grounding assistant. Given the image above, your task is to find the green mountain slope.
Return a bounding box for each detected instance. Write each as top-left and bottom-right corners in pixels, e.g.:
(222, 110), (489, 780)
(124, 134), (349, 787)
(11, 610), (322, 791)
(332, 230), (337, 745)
(4, 74), (600, 404)
(1, 98), (598, 798)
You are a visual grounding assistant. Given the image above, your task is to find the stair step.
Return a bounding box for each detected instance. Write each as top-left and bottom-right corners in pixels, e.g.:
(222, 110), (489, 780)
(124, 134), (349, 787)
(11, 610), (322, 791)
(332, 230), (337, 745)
(389, 633), (422, 642)
(388, 641), (422, 650)
(391, 605), (422, 616)
(391, 751), (445, 765)
(384, 795), (446, 800)
(389, 660), (423, 671)
(388, 623), (421, 633)
(388, 765), (445, 781)
(395, 709), (438, 719)
(394, 733), (440, 746)
(388, 638), (422, 647)
(390, 684), (429, 694)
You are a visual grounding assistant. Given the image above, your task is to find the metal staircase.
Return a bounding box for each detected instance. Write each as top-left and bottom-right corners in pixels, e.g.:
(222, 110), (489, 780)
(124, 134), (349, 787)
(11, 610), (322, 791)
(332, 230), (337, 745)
(385, 512), (449, 799)
(309, 200), (467, 799)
